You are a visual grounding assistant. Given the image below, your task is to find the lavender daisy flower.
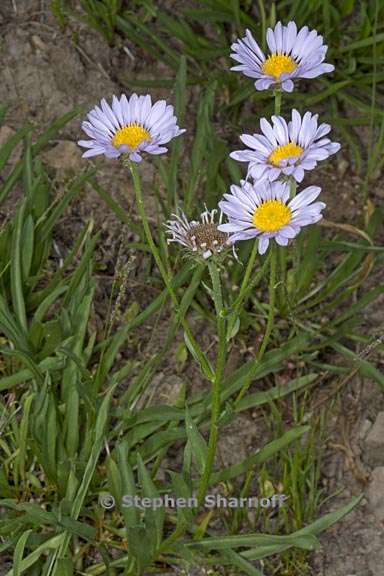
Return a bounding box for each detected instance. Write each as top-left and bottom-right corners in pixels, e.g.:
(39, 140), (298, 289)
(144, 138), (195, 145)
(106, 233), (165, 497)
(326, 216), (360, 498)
(78, 94), (185, 162)
(231, 22), (334, 92)
(165, 208), (230, 260)
(230, 109), (340, 183)
(218, 180), (325, 255)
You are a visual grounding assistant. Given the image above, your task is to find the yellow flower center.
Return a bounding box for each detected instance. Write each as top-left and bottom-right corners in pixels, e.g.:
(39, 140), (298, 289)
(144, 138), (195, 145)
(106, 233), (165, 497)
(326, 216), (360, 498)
(112, 123), (151, 150)
(268, 142), (304, 167)
(253, 200), (292, 232)
(262, 53), (297, 79)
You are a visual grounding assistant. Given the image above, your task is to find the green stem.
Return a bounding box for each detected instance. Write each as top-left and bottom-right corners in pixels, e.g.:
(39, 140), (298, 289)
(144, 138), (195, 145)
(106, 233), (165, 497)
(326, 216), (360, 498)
(234, 244), (277, 405)
(276, 176), (297, 314)
(256, 244), (277, 359)
(128, 161), (213, 381)
(364, 0), (379, 205)
(274, 83), (288, 313)
(258, 0), (267, 52)
(232, 248), (271, 312)
(272, 67), (293, 314)
(197, 260), (226, 504)
(273, 90), (282, 115)
(129, 161), (173, 297)
(227, 239), (258, 336)
(277, 246), (287, 316)
(289, 177), (297, 198)
(227, 245), (271, 339)
(237, 239), (259, 301)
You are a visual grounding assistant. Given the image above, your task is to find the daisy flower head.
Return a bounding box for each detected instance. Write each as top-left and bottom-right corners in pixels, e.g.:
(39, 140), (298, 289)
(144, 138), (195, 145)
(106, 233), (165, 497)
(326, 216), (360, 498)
(218, 179), (325, 255)
(78, 94), (185, 162)
(230, 21), (334, 92)
(165, 208), (231, 261)
(230, 109), (340, 183)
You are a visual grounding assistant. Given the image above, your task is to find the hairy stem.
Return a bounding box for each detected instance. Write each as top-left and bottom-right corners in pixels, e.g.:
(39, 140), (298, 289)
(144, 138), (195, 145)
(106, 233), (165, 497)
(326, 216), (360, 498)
(234, 244), (277, 405)
(274, 89), (282, 115)
(128, 160), (213, 380)
(197, 260), (226, 504)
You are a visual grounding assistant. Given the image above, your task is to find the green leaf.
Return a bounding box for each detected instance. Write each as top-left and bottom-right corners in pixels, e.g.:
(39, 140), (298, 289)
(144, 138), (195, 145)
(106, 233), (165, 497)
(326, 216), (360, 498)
(236, 374), (318, 412)
(21, 215), (34, 280)
(137, 454), (165, 552)
(221, 549), (264, 575)
(13, 530), (32, 576)
(184, 329), (214, 382)
(5, 534), (65, 576)
(332, 342), (384, 390)
(11, 200), (28, 335)
(185, 407), (208, 475)
(340, 32), (384, 52)
(38, 170), (94, 243)
(0, 125), (30, 173)
(211, 425), (309, 484)
(242, 496), (362, 560)
(186, 531), (319, 551)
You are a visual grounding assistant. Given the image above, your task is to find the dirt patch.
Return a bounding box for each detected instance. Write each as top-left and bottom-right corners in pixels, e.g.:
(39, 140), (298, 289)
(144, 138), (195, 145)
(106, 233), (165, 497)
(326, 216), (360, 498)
(313, 409), (384, 575)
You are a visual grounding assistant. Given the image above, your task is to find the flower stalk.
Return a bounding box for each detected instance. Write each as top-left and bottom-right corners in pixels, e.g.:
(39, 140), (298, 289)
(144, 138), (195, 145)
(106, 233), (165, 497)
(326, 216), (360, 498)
(197, 260), (226, 505)
(226, 240), (270, 339)
(274, 87), (287, 316)
(274, 89), (282, 115)
(128, 160), (214, 381)
(235, 243), (277, 405)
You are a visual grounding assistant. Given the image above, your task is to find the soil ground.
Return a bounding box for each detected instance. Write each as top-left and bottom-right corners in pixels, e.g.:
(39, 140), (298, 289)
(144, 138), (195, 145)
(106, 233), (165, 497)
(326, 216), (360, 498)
(0, 2), (384, 575)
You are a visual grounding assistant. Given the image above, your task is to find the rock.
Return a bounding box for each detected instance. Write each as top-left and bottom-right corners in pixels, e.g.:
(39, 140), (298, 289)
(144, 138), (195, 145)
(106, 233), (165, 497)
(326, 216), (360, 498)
(359, 418), (372, 440)
(375, 185), (384, 199)
(0, 125), (22, 164)
(367, 467), (384, 522)
(368, 538), (384, 576)
(0, 125), (15, 143)
(6, 29), (32, 59)
(364, 412), (384, 467)
(157, 375), (185, 406)
(337, 157), (349, 177)
(31, 35), (47, 52)
(42, 141), (83, 178)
